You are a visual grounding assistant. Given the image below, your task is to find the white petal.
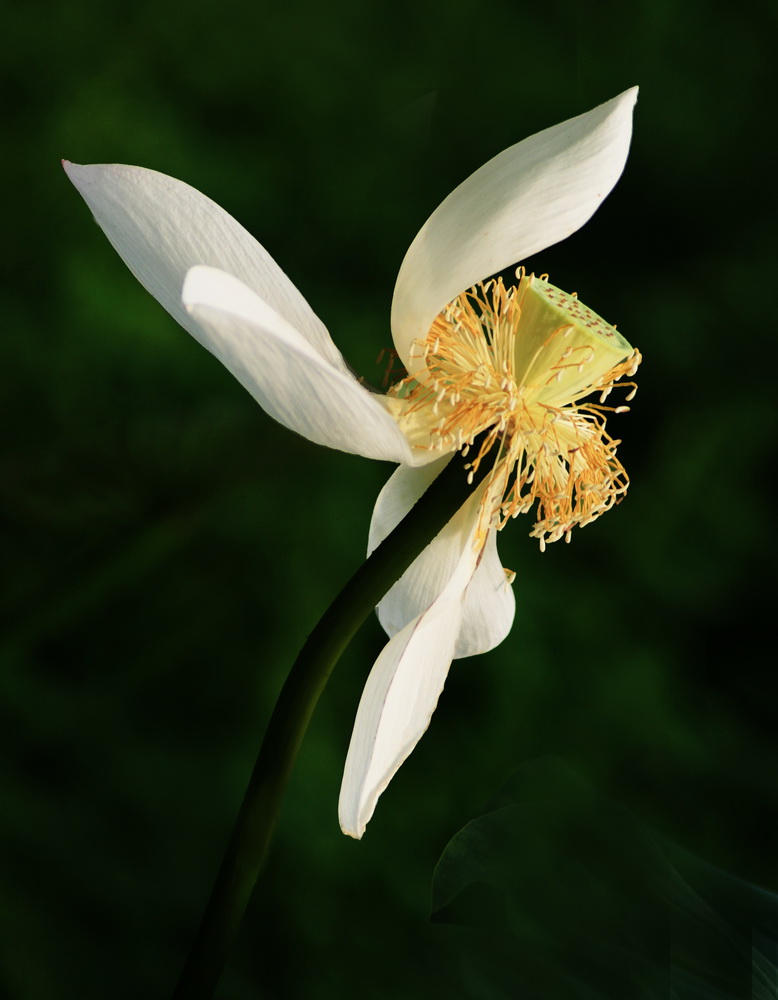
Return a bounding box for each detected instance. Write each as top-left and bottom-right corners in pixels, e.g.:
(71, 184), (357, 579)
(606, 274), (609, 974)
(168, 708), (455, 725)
(64, 161), (349, 373)
(391, 87), (638, 368)
(456, 527), (515, 658)
(368, 457), (452, 549)
(182, 267), (415, 462)
(369, 463), (515, 657)
(339, 519), (483, 838)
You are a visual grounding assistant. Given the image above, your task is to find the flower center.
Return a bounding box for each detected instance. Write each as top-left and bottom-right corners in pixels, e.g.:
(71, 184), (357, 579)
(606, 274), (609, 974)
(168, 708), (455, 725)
(390, 270), (641, 548)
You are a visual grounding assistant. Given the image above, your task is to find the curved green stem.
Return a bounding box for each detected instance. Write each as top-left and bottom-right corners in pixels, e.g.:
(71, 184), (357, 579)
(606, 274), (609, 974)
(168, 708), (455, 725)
(171, 447), (492, 999)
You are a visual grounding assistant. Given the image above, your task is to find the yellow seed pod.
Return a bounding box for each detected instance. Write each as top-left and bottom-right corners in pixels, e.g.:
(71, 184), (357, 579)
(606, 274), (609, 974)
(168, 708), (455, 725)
(511, 273), (634, 405)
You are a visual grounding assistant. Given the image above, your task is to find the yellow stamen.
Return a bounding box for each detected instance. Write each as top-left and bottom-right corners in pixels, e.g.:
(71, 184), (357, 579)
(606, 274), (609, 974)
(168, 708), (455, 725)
(389, 271), (641, 548)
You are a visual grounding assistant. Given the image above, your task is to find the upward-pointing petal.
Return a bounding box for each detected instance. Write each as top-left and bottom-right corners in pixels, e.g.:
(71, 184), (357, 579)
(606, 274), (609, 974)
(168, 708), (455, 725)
(63, 161), (349, 373)
(391, 87), (638, 369)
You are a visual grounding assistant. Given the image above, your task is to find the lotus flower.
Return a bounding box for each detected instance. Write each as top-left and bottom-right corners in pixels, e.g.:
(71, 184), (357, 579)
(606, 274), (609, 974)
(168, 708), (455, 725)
(65, 87), (639, 838)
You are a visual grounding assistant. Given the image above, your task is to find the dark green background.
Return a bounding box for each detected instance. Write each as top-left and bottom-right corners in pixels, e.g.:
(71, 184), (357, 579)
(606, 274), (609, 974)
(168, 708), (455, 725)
(2, 0), (776, 996)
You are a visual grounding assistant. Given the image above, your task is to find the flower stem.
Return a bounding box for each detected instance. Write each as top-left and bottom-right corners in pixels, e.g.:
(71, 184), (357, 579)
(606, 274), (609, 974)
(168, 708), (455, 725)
(171, 447), (492, 1000)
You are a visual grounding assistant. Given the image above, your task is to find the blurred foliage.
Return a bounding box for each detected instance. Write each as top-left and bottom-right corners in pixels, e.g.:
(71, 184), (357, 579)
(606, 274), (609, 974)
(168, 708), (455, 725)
(432, 758), (778, 998)
(1, 0), (777, 997)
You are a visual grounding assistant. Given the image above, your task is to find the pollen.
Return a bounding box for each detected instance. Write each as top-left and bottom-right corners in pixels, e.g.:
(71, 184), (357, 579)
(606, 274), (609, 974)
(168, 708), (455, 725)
(389, 270), (641, 548)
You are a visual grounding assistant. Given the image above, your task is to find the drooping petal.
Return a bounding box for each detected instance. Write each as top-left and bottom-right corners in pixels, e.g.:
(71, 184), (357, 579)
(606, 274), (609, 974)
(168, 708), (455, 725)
(182, 266), (416, 462)
(339, 517), (484, 839)
(369, 463), (515, 657)
(391, 88), (638, 369)
(368, 457), (452, 547)
(64, 161), (349, 372)
(456, 527), (516, 657)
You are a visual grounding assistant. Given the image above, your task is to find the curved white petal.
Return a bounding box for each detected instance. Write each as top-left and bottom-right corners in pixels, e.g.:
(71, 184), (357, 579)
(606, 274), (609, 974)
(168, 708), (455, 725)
(369, 463), (515, 657)
(339, 518), (483, 839)
(64, 161), (348, 372)
(456, 527), (515, 657)
(391, 87), (638, 369)
(368, 456), (452, 548)
(182, 267), (415, 462)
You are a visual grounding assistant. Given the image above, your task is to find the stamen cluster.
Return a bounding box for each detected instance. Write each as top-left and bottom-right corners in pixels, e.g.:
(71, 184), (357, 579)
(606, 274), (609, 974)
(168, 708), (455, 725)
(390, 271), (641, 548)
